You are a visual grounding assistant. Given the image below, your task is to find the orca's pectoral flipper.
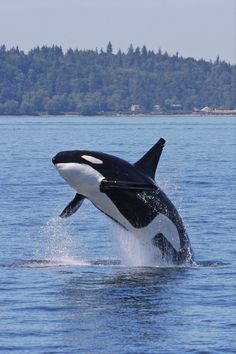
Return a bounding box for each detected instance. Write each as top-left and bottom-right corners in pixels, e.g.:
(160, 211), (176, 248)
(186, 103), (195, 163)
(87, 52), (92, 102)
(134, 138), (165, 179)
(100, 179), (157, 192)
(60, 193), (85, 218)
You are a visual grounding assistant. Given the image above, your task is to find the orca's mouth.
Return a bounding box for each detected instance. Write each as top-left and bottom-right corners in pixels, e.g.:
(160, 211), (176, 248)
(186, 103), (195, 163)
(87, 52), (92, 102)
(52, 156), (56, 165)
(52, 154), (63, 165)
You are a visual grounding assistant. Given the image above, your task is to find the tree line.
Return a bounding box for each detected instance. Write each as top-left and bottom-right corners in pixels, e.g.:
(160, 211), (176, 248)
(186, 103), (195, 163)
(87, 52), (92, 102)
(0, 43), (235, 115)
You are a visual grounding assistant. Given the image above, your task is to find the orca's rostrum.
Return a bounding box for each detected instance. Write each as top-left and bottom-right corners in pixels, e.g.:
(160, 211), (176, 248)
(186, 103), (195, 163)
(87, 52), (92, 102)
(52, 138), (194, 265)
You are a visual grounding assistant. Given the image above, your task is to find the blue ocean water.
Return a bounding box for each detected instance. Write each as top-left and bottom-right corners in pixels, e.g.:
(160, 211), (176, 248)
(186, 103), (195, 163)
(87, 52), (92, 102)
(0, 115), (235, 353)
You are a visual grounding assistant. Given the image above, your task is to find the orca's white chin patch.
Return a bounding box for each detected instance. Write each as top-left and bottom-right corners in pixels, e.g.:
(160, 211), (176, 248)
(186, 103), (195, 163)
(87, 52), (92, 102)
(54, 163), (76, 185)
(54, 162), (104, 196)
(54, 163), (73, 178)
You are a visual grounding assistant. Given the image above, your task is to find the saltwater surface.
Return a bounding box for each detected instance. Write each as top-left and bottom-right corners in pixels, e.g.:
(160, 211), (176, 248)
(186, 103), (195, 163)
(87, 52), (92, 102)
(0, 115), (235, 353)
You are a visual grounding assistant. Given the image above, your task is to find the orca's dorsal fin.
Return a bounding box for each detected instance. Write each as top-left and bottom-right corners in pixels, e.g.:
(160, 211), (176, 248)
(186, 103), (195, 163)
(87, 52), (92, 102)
(134, 138), (165, 179)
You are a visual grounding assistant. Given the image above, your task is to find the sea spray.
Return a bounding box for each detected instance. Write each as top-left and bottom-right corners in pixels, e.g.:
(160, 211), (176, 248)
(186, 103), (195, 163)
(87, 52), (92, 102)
(112, 223), (161, 267)
(159, 177), (183, 212)
(35, 216), (84, 264)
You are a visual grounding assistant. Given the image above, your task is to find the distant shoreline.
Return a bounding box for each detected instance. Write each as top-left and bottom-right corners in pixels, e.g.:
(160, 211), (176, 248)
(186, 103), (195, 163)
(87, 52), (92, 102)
(0, 112), (236, 118)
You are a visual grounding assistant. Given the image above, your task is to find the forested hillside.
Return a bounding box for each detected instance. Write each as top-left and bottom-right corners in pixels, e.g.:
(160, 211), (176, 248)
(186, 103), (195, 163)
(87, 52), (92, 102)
(0, 43), (235, 115)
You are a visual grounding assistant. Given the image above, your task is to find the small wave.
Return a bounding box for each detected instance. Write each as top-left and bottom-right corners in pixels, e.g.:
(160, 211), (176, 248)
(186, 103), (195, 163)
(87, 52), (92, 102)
(195, 260), (229, 267)
(0, 258), (227, 269)
(0, 257), (122, 269)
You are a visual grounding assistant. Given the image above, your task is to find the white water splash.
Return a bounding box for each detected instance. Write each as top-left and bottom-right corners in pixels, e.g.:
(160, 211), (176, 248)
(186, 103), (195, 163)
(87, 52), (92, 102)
(112, 223), (163, 267)
(34, 217), (120, 267)
(35, 216), (84, 264)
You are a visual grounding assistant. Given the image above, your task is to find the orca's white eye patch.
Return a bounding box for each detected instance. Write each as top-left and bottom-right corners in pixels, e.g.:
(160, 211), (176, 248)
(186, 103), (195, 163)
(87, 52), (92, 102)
(81, 155), (103, 164)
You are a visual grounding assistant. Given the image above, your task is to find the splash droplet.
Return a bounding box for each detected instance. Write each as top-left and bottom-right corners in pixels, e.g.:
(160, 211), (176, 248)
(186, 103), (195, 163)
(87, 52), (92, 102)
(36, 216), (74, 262)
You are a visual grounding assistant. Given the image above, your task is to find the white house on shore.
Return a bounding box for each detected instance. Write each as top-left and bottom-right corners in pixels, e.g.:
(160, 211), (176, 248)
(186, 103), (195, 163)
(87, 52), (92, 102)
(130, 104), (143, 112)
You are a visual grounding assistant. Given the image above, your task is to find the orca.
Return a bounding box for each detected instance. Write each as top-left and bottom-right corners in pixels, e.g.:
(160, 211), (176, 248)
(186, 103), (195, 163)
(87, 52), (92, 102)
(52, 138), (194, 265)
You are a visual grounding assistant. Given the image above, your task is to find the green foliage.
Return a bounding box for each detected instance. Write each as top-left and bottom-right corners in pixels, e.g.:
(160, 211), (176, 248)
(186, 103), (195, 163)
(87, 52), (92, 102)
(0, 43), (235, 115)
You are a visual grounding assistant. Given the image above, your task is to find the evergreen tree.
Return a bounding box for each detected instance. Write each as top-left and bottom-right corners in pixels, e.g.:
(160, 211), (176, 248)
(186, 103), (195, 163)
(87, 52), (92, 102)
(106, 41), (113, 54)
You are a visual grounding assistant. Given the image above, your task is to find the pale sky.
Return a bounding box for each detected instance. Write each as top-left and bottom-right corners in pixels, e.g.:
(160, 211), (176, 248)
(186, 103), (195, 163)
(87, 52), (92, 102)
(0, 0), (235, 63)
